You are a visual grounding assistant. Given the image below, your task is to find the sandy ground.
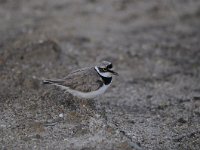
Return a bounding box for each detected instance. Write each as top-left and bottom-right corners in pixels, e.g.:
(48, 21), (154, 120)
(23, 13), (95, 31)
(1, 0), (200, 149)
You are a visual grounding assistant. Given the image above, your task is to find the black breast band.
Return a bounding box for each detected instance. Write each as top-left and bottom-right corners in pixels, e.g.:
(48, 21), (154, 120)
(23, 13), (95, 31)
(100, 76), (112, 85)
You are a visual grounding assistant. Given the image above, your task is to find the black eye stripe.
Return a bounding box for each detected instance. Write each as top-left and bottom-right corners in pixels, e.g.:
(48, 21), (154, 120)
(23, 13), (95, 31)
(107, 64), (113, 69)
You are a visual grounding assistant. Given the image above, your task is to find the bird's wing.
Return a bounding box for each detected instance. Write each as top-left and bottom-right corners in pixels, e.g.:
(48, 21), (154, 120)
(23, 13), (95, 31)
(53, 67), (104, 92)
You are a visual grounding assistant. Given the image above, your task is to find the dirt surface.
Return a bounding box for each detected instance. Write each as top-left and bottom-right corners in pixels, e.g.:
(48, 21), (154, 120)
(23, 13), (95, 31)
(1, 0), (200, 149)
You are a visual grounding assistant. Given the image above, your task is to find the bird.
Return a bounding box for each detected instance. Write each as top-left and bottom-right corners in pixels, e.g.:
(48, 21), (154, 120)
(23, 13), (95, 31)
(43, 61), (118, 99)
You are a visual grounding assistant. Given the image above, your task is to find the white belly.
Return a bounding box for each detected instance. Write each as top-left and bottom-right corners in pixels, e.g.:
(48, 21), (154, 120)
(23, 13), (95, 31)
(57, 84), (110, 99)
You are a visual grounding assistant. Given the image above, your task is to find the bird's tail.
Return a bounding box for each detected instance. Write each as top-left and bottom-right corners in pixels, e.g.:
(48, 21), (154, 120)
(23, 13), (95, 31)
(42, 79), (64, 85)
(43, 79), (54, 84)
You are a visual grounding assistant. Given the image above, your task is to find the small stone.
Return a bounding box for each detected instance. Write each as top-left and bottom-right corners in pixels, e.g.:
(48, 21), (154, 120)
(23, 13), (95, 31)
(59, 113), (64, 118)
(0, 124), (6, 128)
(177, 117), (187, 124)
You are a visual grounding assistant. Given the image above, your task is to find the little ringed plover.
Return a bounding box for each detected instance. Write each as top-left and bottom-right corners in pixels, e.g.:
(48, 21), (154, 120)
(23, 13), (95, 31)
(43, 61), (118, 99)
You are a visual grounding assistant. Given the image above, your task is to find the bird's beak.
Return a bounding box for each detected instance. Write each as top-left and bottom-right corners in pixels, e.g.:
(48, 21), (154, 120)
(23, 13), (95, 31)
(108, 69), (119, 76)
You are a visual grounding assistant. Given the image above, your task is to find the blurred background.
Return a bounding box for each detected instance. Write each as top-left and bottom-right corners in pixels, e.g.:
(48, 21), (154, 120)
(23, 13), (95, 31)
(0, 0), (200, 149)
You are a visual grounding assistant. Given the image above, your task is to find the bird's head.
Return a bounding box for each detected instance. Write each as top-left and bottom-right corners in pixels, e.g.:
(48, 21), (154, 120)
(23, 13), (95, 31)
(95, 61), (118, 78)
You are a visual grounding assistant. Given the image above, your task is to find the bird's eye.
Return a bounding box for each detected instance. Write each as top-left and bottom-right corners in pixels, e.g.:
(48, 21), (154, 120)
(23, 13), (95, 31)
(103, 68), (107, 71)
